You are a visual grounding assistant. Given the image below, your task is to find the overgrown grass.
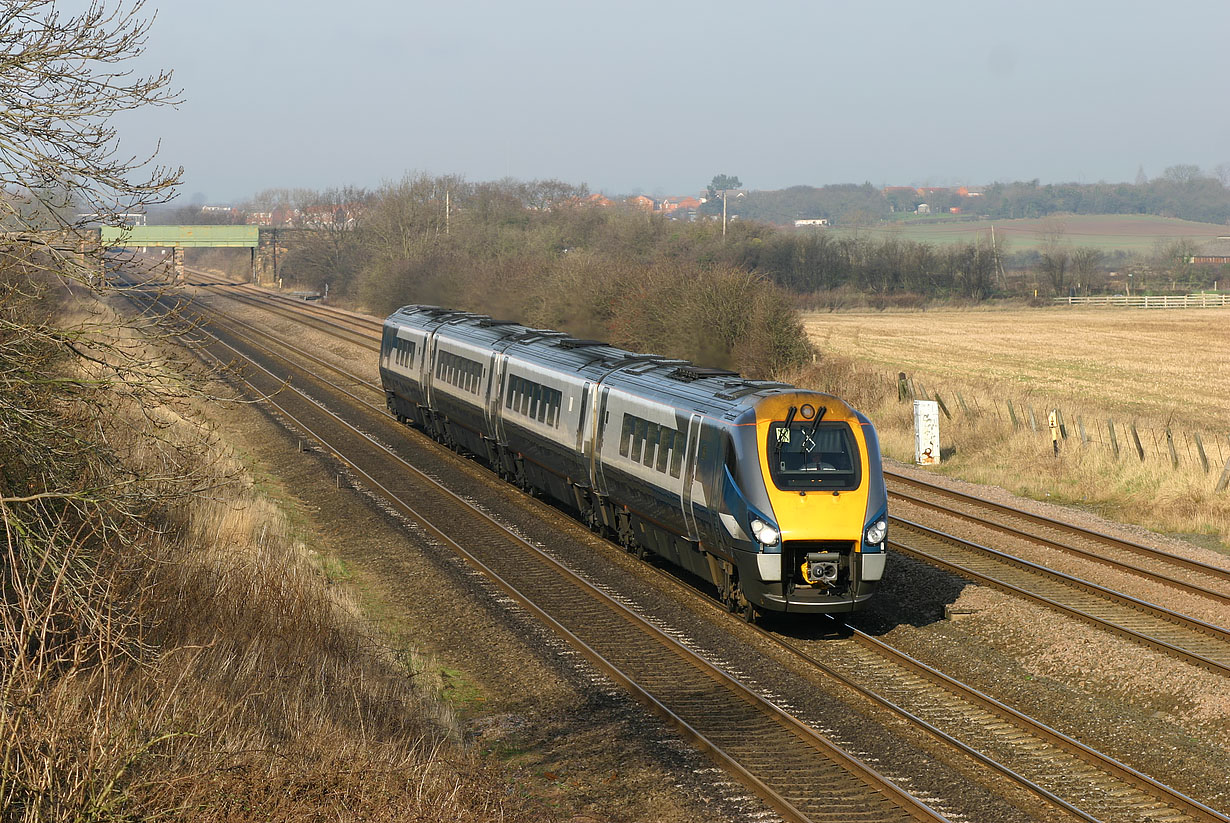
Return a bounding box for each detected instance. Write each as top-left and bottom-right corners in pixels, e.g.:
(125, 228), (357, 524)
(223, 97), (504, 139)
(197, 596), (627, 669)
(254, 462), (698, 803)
(2, 286), (552, 821)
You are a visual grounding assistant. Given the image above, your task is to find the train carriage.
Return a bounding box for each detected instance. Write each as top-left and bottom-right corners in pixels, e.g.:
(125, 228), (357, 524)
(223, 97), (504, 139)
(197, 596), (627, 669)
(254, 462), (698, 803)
(380, 305), (887, 617)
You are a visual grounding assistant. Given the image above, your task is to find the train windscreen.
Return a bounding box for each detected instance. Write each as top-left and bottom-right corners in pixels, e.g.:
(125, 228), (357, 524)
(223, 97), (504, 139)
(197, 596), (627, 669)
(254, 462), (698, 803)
(766, 421), (861, 491)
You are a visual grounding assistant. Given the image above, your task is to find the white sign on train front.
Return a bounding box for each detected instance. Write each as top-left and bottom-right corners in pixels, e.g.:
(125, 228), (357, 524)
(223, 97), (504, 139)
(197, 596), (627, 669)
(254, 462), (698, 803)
(914, 400), (940, 465)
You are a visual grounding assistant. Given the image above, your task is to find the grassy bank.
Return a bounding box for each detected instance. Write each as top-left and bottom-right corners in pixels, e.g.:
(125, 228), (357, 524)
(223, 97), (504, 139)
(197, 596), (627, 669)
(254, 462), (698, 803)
(2, 287), (550, 821)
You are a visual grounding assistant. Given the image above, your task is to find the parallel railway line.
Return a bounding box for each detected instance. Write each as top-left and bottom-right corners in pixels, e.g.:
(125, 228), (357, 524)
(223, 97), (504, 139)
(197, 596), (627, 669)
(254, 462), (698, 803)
(123, 273), (1230, 822)
(888, 472), (1230, 603)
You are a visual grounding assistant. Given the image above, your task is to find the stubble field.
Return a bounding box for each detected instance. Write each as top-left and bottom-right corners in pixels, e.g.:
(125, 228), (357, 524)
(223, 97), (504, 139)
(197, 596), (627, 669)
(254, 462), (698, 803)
(798, 306), (1230, 550)
(841, 214), (1229, 253)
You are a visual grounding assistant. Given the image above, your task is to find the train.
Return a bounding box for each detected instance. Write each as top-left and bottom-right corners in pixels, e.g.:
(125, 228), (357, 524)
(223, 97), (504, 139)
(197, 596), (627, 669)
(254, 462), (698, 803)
(379, 306), (887, 618)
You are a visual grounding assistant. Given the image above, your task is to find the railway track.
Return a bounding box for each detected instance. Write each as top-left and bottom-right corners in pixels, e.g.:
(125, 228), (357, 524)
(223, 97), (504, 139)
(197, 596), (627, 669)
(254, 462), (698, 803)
(888, 517), (1230, 676)
(888, 471), (1230, 604)
(122, 276), (1230, 822)
(127, 284), (951, 823)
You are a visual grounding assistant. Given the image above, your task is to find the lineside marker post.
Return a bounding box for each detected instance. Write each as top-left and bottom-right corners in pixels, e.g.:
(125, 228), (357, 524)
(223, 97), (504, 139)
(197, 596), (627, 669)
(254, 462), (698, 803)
(1048, 410), (1059, 456)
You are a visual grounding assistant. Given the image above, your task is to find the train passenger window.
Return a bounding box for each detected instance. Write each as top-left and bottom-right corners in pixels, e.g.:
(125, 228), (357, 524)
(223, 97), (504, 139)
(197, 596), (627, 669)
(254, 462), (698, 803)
(656, 426), (672, 473)
(670, 430), (685, 478)
(643, 423), (659, 467)
(630, 418), (645, 462)
(530, 384), (542, 421)
(505, 376), (516, 409)
(546, 388), (561, 427)
(619, 415), (633, 457)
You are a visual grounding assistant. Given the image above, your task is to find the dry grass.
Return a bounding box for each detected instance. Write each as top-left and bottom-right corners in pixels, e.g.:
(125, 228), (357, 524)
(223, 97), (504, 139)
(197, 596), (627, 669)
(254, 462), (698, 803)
(794, 306), (1230, 550)
(2, 293), (552, 822)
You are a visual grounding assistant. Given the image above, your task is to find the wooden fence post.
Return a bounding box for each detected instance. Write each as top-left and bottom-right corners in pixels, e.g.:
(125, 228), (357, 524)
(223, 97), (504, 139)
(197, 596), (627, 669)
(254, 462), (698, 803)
(1194, 432), (1209, 474)
(1165, 429), (1179, 469)
(935, 393), (952, 420)
(1108, 419), (1120, 460)
(1057, 408), (1068, 440)
(897, 372), (909, 402)
(1217, 458), (1230, 493)
(1077, 417), (1089, 446)
(1027, 406), (1038, 432)
(1131, 423), (1145, 462)
(1007, 400), (1020, 430)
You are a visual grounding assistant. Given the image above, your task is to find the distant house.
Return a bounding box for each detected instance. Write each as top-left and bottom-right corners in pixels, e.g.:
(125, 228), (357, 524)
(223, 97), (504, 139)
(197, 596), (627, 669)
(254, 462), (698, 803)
(916, 203), (930, 215)
(793, 218), (829, 228)
(627, 194), (655, 211)
(658, 196), (701, 214)
(1188, 238), (1230, 265)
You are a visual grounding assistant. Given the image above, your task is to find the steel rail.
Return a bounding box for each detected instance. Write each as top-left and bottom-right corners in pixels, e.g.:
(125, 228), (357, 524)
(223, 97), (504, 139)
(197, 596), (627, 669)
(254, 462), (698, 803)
(890, 518), (1230, 678)
(889, 486), (1230, 608)
(887, 469), (1230, 585)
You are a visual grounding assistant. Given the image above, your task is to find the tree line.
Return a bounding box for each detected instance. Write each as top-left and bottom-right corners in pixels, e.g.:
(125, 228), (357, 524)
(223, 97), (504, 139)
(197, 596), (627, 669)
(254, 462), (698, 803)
(266, 176), (814, 378)
(716, 166), (1230, 226)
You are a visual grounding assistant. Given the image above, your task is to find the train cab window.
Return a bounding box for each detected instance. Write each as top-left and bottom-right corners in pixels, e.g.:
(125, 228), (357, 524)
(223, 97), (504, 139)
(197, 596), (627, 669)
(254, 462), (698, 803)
(620, 415), (634, 457)
(767, 421), (860, 491)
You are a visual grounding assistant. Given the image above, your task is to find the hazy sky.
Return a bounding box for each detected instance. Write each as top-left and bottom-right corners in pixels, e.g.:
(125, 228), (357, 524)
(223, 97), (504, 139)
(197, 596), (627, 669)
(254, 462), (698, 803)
(118, 0), (1230, 204)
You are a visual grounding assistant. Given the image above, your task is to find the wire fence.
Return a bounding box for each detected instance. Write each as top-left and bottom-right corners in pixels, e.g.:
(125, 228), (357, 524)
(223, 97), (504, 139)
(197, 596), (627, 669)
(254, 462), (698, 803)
(896, 374), (1230, 492)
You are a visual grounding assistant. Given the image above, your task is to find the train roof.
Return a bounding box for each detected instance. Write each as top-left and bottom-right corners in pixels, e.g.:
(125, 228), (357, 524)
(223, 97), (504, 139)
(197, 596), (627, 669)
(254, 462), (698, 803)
(384, 305), (846, 420)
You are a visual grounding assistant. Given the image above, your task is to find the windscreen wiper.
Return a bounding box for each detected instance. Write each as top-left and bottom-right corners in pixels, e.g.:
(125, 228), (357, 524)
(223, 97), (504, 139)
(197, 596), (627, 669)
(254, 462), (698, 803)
(775, 406), (798, 457)
(806, 405), (828, 440)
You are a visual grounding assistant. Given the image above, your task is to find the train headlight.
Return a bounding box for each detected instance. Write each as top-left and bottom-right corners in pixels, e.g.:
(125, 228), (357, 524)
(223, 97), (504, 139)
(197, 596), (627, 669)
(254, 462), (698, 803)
(749, 518), (780, 546)
(865, 519), (888, 546)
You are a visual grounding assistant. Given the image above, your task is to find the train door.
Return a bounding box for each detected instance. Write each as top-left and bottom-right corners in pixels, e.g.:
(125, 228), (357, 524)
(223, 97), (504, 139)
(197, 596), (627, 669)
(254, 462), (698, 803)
(588, 385), (611, 495)
(681, 412), (703, 541)
(422, 330), (439, 408)
(485, 350), (507, 439)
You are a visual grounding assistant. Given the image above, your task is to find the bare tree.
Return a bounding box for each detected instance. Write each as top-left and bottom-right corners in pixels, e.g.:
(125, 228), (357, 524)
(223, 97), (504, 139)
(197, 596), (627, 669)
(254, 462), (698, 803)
(0, 0), (182, 283)
(1038, 217), (1070, 295)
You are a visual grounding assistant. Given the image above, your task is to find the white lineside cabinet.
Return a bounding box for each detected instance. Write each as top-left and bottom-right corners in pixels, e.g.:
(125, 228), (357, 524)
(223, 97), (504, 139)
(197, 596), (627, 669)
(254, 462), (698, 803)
(914, 400), (940, 465)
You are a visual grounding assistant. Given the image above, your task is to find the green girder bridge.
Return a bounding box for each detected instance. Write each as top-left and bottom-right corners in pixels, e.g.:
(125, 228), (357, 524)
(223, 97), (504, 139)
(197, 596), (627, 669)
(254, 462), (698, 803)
(100, 225), (271, 280)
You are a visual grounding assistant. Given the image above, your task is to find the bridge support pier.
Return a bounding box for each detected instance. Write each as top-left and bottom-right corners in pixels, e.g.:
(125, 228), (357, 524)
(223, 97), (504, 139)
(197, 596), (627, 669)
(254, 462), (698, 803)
(173, 246), (185, 281)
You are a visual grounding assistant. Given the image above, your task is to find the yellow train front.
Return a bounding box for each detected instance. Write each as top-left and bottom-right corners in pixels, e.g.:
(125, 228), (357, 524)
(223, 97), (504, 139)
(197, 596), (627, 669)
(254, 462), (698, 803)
(716, 392), (887, 615)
